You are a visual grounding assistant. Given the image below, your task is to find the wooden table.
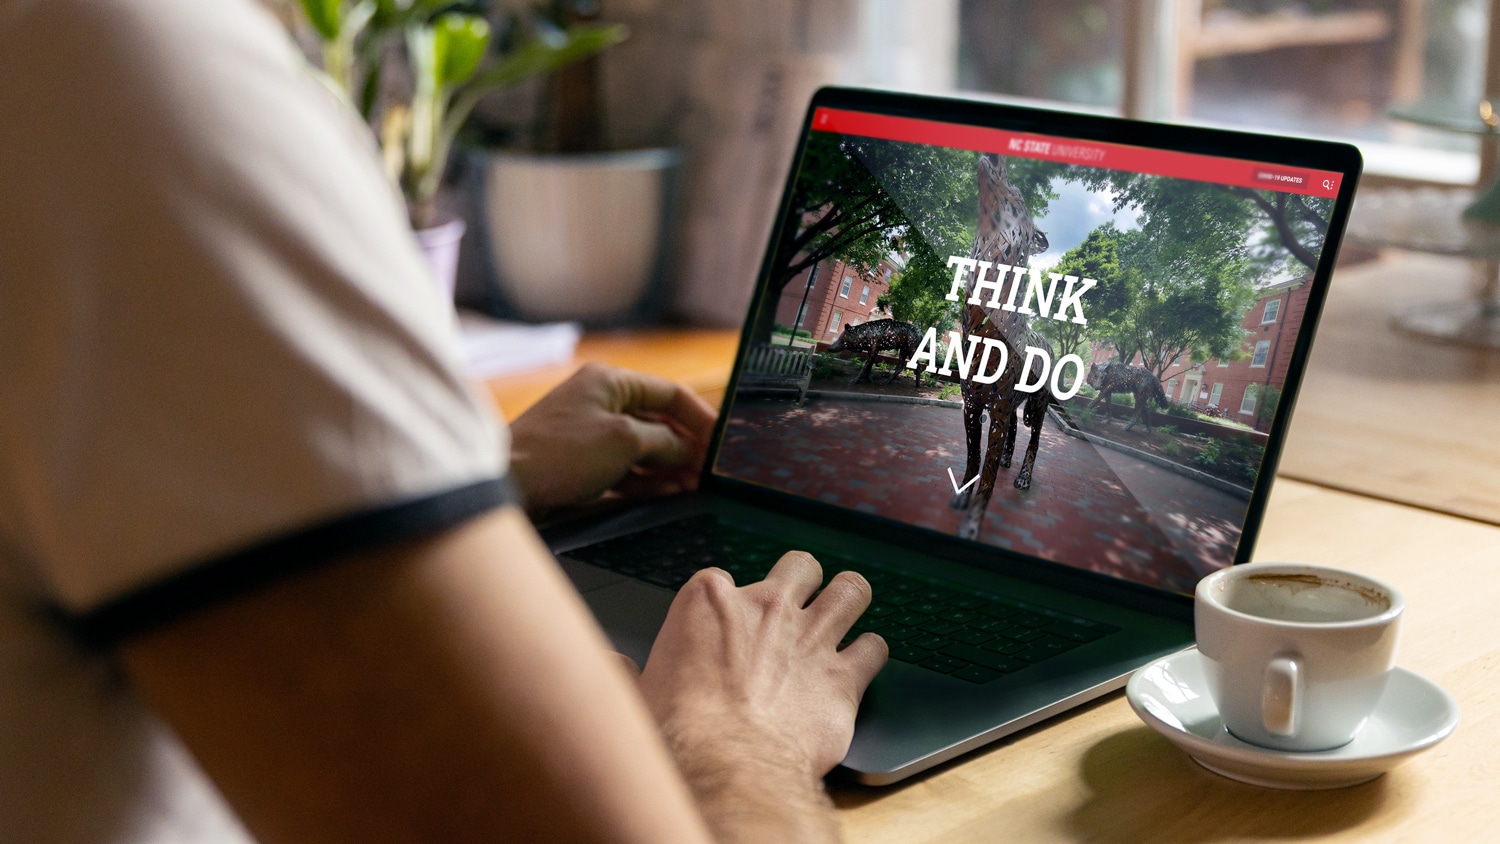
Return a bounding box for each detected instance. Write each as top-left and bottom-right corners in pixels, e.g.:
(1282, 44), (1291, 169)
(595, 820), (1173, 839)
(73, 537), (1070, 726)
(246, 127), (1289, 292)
(830, 479), (1498, 843)
(482, 328), (740, 421)
(1275, 251), (1500, 526)
(483, 285), (1500, 841)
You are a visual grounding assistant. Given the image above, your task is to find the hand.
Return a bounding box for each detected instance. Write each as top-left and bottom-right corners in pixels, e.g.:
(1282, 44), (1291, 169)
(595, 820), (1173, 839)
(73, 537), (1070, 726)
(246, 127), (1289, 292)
(638, 552), (888, 843)
(507, 363), (717, 515)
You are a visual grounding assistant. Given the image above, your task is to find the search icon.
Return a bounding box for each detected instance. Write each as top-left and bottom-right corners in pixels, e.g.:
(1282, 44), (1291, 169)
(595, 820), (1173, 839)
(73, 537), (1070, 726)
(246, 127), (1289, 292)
(1322, 179), (1335, 190)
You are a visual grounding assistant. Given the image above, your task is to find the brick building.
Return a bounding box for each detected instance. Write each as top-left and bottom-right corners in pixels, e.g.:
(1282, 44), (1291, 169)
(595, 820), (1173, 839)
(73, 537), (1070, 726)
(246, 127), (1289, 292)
(1093, 275), (1313, 432)
(773, 257), (896, 342)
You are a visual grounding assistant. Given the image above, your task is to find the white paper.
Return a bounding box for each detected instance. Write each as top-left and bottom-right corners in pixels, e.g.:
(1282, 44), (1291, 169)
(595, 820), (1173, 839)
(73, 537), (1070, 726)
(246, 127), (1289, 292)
(457, 310), (582, 379)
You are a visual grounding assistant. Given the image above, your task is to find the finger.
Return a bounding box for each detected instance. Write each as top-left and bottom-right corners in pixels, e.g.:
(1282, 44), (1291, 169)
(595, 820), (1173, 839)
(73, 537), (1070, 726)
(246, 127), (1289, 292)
(805, 571), (873, 641)
(839, 632), (890, 693)
(628, 422), (706, 482)
(761, 551), (823, 607)
(613, 370), (717, 447)
(623, 415), (694, 470)
(634, 410), (709, 472)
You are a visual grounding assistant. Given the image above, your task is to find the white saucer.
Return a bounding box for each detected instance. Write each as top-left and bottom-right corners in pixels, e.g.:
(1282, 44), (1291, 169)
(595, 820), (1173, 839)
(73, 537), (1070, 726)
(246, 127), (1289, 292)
(1126, 648), (1459, 790)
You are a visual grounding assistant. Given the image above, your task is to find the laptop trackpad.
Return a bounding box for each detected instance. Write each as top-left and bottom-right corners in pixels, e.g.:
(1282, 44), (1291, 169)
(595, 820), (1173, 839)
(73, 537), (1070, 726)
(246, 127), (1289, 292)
(579, 579), (674, 668)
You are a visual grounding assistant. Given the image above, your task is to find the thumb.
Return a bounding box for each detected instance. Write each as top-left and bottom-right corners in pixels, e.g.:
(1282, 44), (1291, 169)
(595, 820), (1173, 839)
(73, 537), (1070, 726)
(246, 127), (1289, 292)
(624, 415), (694, 470)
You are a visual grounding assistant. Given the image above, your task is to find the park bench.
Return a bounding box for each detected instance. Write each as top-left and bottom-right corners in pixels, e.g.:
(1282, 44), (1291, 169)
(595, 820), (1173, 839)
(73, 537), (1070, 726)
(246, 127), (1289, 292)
(739, 342), (818, 405)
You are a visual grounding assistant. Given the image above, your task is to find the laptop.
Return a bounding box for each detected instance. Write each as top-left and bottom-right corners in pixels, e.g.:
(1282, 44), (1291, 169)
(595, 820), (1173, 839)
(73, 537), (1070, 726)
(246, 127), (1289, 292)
(543, 86), (1361, 785)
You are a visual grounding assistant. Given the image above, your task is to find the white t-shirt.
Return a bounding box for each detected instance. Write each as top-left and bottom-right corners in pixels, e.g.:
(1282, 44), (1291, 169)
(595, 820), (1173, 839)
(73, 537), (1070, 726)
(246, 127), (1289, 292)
(0, 1), (509, 840)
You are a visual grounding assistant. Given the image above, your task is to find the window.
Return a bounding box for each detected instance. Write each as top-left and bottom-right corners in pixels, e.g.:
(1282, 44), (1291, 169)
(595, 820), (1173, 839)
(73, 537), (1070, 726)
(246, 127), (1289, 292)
(1240, 384), (1259, 416)
(1166, 378), (1177, 399)
(805, 272), (816, 290)
(1217, 358), (1228, 367)
(956, 2), (1126, 111)
(1170, 2), (1484, 182)
(830, 310), (843, 332)
(794, 303), (808, 328)
(1209, 382), (1224, 407)
(1261, 299), (1281, 325)
(882, 268), (892, 284)
(839, 275), (853, 298)
(868, 2), (1485, 184)
(851, 318), (861, 327)
(860, 284), (870, 305)
(1251, 340), (1271, 368)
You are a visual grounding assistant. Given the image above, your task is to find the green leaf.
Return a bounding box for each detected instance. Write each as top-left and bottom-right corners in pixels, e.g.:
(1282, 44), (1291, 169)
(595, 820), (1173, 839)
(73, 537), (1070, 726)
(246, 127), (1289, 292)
(298, 0), (342, 41)
(442, 22), (626, 145)
(433, 13), (491, 88)
(464, 23), (627, 94)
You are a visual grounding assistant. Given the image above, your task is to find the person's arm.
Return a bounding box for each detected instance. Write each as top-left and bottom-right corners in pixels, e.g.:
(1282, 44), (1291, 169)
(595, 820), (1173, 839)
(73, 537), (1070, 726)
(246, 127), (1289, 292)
(121, 505), (714, 844)
(121, 513), (885, 844)
(123, 362), (885, 843)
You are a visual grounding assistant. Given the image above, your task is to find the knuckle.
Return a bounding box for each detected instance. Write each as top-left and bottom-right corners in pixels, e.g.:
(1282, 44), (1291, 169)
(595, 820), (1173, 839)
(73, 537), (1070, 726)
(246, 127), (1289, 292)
(604, 412), (638, 446)
(831, 571), (872, 603)
(780, 549), (822, 578)
(685, 566), (732, 594)
(752, 587), (791, 614)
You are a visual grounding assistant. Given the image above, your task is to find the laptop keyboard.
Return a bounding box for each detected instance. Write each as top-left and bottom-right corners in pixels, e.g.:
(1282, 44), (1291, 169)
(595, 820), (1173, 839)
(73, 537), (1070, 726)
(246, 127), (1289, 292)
(562, 515), (1118, 684)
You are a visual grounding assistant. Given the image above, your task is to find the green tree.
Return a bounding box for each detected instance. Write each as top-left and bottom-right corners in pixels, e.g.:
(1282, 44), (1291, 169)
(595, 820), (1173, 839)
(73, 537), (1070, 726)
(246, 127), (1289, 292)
(1255, 384), (1282, 429)
(1228, 188), (1333, 272)
(872, 155), (1074, 338)
(876, 248), (959, 334)
(1002, 157), (1077, 218)
(1081, 167), (1332, 273)
(1064, 174), (1265, 375)
(1033, 222), (1132, 358)
(1110, 225), (1257, 382)
(753, 134), (979, 342)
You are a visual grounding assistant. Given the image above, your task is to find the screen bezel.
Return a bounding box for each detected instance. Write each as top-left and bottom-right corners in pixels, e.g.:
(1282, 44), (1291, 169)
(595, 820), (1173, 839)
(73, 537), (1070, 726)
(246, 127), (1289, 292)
(699, 85), (1363, 611)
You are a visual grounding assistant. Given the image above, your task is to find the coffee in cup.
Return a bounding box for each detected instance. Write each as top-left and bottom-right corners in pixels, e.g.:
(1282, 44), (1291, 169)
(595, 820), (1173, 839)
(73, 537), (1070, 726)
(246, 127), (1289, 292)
(1194, 563), (1403, 752)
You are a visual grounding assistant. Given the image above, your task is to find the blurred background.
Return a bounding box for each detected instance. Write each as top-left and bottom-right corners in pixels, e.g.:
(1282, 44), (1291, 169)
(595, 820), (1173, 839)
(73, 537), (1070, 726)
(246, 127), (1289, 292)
(264, 0), (1494, 327)
(254, 0), (1500, 533)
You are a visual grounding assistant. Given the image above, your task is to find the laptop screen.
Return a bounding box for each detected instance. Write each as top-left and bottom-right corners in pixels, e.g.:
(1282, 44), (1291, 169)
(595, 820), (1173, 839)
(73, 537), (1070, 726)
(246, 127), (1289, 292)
(712, 100), (1345, 596)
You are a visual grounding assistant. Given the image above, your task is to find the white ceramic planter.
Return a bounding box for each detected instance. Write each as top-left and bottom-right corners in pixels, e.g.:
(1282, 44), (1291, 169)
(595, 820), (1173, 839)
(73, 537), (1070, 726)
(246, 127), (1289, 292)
(413, 216), (466, 304)
(482, 148), (676, 323)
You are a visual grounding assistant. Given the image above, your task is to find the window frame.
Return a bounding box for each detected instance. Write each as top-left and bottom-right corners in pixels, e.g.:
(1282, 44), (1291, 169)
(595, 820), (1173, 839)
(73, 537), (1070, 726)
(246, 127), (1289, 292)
(839, 275), (853, 298)
(1240, 383), (1259, 416)
(1261, 298), (1281, 325)
(1251, 340), (1271, 368)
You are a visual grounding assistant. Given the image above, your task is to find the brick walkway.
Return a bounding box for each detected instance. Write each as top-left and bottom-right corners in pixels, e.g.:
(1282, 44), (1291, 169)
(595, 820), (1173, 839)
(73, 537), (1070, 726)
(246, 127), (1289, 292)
(715, 395), (1249, 594)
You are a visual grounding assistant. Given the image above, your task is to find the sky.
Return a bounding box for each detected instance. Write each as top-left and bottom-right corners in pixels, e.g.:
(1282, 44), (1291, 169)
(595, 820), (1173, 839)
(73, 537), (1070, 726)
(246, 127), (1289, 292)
(1028, 177), (1142, 272)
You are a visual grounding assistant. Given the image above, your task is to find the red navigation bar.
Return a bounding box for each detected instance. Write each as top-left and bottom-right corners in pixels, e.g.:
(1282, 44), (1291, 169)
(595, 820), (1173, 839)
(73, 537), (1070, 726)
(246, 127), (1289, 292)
(812, 107), (1343, 199)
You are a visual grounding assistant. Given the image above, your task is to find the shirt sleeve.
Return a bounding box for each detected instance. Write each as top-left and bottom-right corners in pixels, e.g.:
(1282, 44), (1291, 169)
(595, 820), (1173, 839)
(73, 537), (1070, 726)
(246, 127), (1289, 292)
(0, 0), (511, 639)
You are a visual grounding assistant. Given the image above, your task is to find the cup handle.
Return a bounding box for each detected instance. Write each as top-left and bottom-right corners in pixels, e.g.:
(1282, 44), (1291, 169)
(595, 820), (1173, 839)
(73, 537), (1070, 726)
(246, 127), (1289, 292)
(1262, 656), (1302, 737)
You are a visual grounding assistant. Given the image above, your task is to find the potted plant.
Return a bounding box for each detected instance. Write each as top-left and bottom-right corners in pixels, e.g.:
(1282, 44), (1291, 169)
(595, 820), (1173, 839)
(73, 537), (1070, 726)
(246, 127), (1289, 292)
(472, 1), (681, 325)
(291, 0), (626, 298)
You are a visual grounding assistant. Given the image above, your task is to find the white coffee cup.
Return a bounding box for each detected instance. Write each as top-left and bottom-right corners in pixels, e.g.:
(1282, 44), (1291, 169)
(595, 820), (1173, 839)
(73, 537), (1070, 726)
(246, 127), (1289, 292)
(1195, 563), (1403, 752)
